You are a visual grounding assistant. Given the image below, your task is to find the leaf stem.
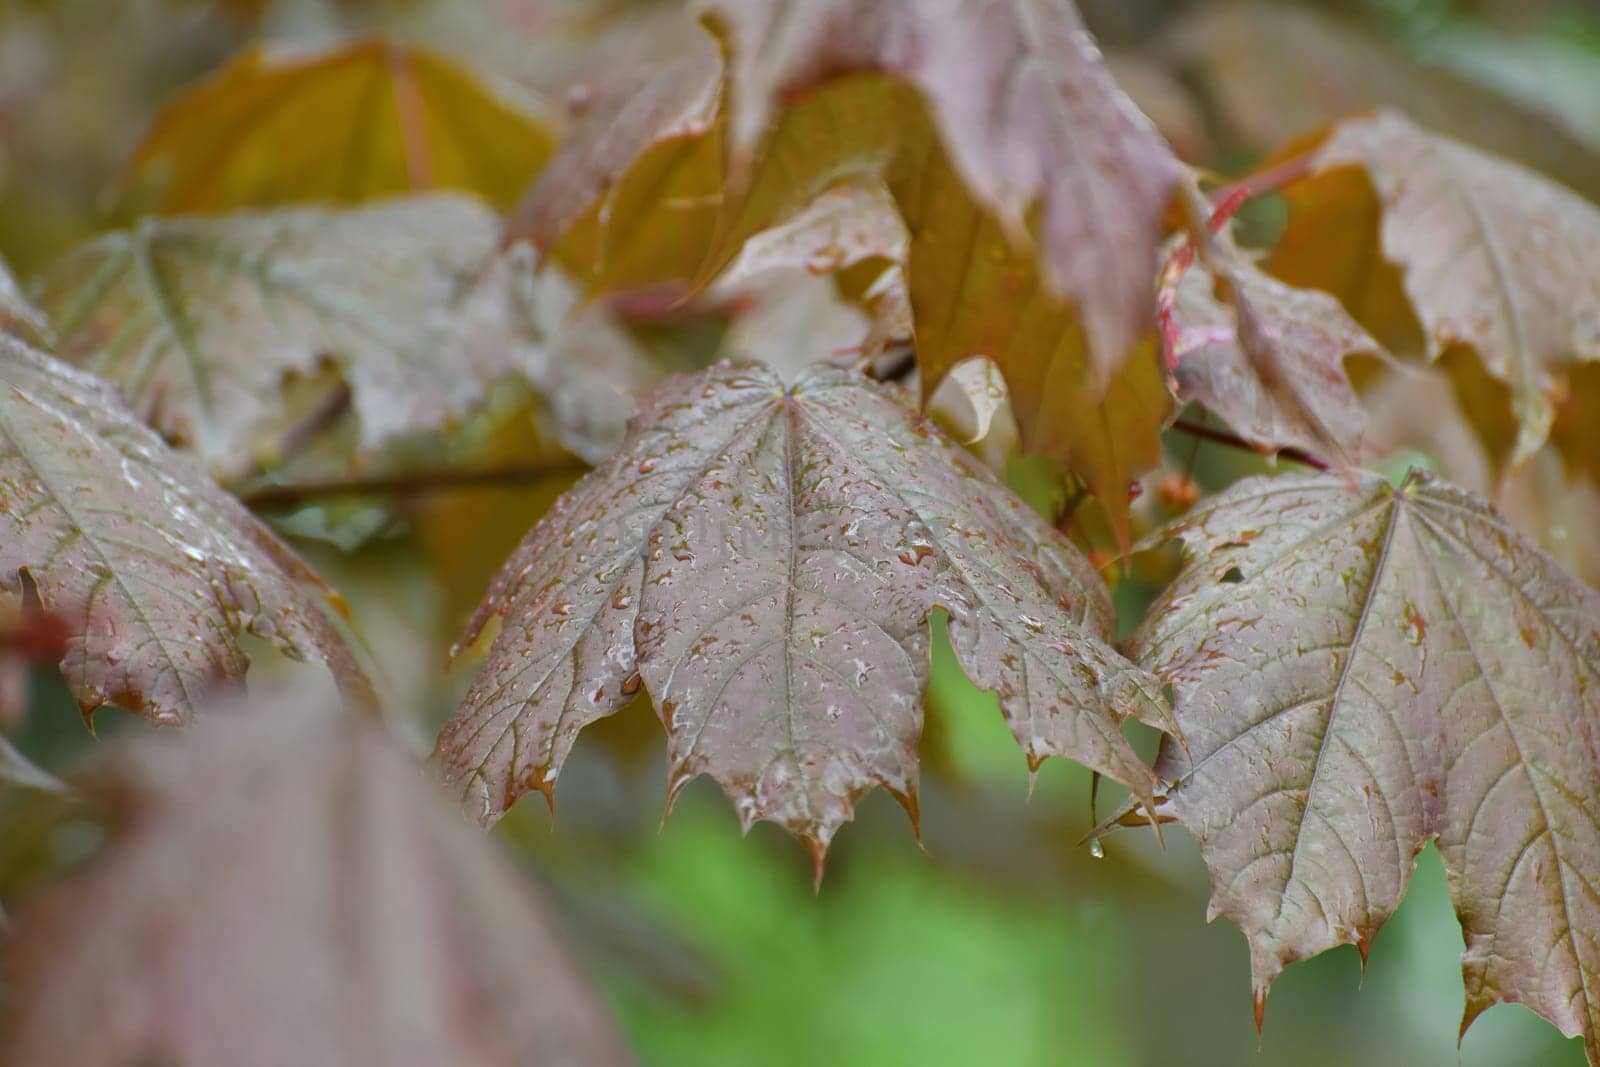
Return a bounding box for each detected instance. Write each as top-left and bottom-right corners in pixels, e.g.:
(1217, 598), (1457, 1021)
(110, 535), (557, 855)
(1158, 151), (1319, 372)
(1171, 418), (1329, 472)
(1206, 149), (1318, 214)
(236, 458), (588, 509)
(219, 381), (354, 487)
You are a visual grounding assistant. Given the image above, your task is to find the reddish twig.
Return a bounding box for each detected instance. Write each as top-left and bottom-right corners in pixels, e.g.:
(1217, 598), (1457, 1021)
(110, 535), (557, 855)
(1171, 418), (1329, 472)
(1206, 149), (1318, 214)
(237, 459), (588, 509)
(1157, 150), (1320, 373)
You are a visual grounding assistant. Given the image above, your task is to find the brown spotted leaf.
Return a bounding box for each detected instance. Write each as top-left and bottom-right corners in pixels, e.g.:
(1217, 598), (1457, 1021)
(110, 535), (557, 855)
(35, 195), (518, 477)
(1169, 238), (1383, 463)
(121, 37), (557, 214)
(0, 332), (371, 725)
(436, 362), (1168, 856)
(1132, 468), (1600, 1058)
(1, 691), (628, 1067)
(1273, 110), (1600, 466)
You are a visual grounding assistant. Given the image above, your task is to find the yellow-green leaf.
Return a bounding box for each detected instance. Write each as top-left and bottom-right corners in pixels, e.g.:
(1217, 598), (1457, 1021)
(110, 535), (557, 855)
(123, 38), (557, 214)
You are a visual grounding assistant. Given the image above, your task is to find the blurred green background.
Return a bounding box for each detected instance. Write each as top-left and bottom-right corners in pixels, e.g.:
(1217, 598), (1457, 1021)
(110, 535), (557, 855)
(2, 0), (1598, 1063)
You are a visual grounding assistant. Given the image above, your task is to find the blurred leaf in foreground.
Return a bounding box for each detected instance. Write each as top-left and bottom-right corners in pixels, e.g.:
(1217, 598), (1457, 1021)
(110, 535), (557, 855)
(1, 691), (629, 1067)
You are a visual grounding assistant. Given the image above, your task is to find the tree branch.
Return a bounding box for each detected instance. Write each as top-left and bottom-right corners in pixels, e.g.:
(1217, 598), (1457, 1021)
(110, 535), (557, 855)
(1171, 418), (1329, 472)
(1206, 148), (1317, 214)
(237, 459), (588, 509)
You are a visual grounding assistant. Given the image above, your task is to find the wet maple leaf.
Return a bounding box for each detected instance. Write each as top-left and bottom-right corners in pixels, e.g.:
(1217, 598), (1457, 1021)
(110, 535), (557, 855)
(0, 325), (371, 725)
(436, 362), (1170, 860)
(120, 37), (557, 213)
(1167, 233), (1383, 464)
(1272, 109), (1600, 467)
(1, 691), (628, 1066)
(36, 195), (522, 477)
(1132, 468), (1600, 1058)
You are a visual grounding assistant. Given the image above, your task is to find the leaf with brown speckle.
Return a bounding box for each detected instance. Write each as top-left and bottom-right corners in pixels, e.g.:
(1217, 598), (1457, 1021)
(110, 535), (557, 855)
(0, 328), (371, 724)
(1132, 468), (1600, 1058)
(1169, 236), (1382, 464)
(436, 362), (1168, 861)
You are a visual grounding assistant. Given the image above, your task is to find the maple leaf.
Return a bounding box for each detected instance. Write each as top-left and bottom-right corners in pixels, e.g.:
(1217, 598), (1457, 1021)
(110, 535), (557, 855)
(120, 37), (557, 213)
(1, 691), (628, 1066)
(503, 31), (725, 292)
(35, 195), (526, 477)
(1166, 231), (1383, 463)
(1132, 468), (1600, 1058)
(507, 1), (1180, 540)
(436, 362), (1169, 860)
(1363, 362), (1600, 590)
(1271, 109), (1600, 467)
(704, 0), (1182, 386)
(0, 328), (371, 725)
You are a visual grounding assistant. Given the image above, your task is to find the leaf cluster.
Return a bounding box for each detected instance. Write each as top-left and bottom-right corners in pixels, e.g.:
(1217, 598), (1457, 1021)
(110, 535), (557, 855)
(0, 2), (1598, 1063)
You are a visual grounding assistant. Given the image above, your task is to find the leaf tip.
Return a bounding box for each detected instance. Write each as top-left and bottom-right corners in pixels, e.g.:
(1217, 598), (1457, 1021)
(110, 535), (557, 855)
(534, 775), (558, 824)
(1355, 928), (1374, 985)
(805, 835), (829, 895)
(889, 782), (922, 846)
(661, 762), (696, 831)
